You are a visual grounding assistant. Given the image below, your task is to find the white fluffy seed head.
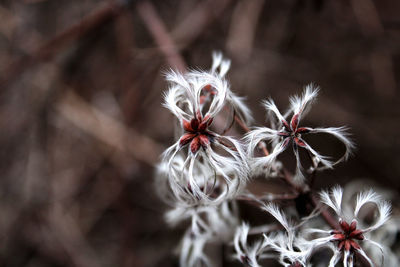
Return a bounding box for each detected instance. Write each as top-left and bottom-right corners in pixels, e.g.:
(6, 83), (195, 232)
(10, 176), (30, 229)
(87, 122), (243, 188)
(289, 83), (319, 118)
(353, 189), (391, 233)
(210, 51), (253, 124)
(319, 185), (344, 216)
(262, 203), (293, 233)
(245, 84), (355, 181)
(233, 223), (265, 267)
(163, 52), (253, 126)
(160, 53), (254, 206)
(164, 69), (229, 120)
(177, 200), (240, 267)
(159, 146), (249, 206)
(310, 185), (392, 267)
(310, 126), (355, 168)
(211, 51), (231, 78)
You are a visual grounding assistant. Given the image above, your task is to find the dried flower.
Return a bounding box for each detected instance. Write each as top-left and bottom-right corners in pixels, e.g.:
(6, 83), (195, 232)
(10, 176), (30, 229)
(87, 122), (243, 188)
(161, 53), (251, 204)
(156, 154), (243, 206)
(180, 229), (212, 267)
(155, 51), (397, 267)
(364, 216), (400, 266)
(245, 85), (354, 181)
(170, 201), (239, 267)
(233, 223), (267, 267)
(261, 203), (311, 267)
(305, 186), (391, 267)
(341, 181), (400, 266)
(210, 52), (253, 125)
(233, 203), (312, 267)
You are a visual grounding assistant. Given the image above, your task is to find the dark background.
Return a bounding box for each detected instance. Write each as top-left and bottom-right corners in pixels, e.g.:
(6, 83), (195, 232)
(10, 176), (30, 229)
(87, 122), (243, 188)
(0, 0), (399, 266)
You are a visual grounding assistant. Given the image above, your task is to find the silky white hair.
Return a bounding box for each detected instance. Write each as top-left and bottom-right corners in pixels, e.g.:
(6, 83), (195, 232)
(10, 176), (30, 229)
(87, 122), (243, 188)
(303, 186), (391, 267)
(160, 53), (253, 206)
(245, 85), (354, 182)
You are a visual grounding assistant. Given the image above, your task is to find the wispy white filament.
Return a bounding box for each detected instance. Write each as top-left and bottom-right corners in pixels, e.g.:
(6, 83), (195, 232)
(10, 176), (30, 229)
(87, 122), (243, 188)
(246, 85), (354, 182)
(305, 186), (392, 267)
(160, 53), (253, 206)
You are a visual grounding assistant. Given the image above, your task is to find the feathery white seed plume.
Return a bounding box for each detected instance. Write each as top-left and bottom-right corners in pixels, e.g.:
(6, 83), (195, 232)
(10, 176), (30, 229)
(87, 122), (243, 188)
(305, 185), (391, 267)
(160, 53), (253, 206)
(245, 84), (354, 182)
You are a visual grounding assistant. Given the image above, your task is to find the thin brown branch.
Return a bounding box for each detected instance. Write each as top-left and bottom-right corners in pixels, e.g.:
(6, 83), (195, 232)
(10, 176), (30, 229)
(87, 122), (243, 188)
(236, 195), (264, 208)
(216, 137), (238, 152)
(249, 223), (283, 235)
(226, 0), (265, 62)
(280, 169), (309, 194)
(259, 192), (299, 201)
(171, 0), (232, 49)
(56, 90), (164, 166)
(221, 109), (236, 135)
(47, 204), (102, 267)
(310, 194), (339, 230)
(234, 114), (250, 132)
(137, 1), (186, 72)
(1, 0), (127, 88)
(113, 8), (141, 122)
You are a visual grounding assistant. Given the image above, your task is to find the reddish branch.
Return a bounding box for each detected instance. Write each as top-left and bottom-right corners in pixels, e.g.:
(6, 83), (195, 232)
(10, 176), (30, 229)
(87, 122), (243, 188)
(311, 195), (339, 229)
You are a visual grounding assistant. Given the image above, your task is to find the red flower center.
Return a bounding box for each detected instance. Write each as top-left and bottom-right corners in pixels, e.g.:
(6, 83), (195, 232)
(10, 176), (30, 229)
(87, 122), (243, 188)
(277, 114), (311, 148)
(330, 220), (364, 252)
(179, 111), (214, 154)
(240, 255), (251, 266)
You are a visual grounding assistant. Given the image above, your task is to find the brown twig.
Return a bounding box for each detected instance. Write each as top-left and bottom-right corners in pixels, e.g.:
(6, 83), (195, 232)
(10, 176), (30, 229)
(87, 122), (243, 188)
(221, 109), (237, 135)
(137, 1), (186, 72)
(249, 223), (283, 234)
(236, 195), (264, 208)
(1, 0), (127, 88)
(56, 90), (164, 166)
(259, 192), (299, 201)
(171, 0), (232, 49)
(113, 8), (140, 122)
(311, 195), (339, 230)
(234, 114), (251, 132)
(216, 137), (238, 152)
(226, 0), (265, 62)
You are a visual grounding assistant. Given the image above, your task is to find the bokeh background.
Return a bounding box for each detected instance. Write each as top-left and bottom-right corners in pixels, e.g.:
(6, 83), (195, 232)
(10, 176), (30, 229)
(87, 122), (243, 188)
(0, 0), (399, 266)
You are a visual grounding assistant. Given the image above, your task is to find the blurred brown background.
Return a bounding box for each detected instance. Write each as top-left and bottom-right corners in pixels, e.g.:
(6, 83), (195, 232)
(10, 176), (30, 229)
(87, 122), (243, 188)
(0, 0), (399, 266)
